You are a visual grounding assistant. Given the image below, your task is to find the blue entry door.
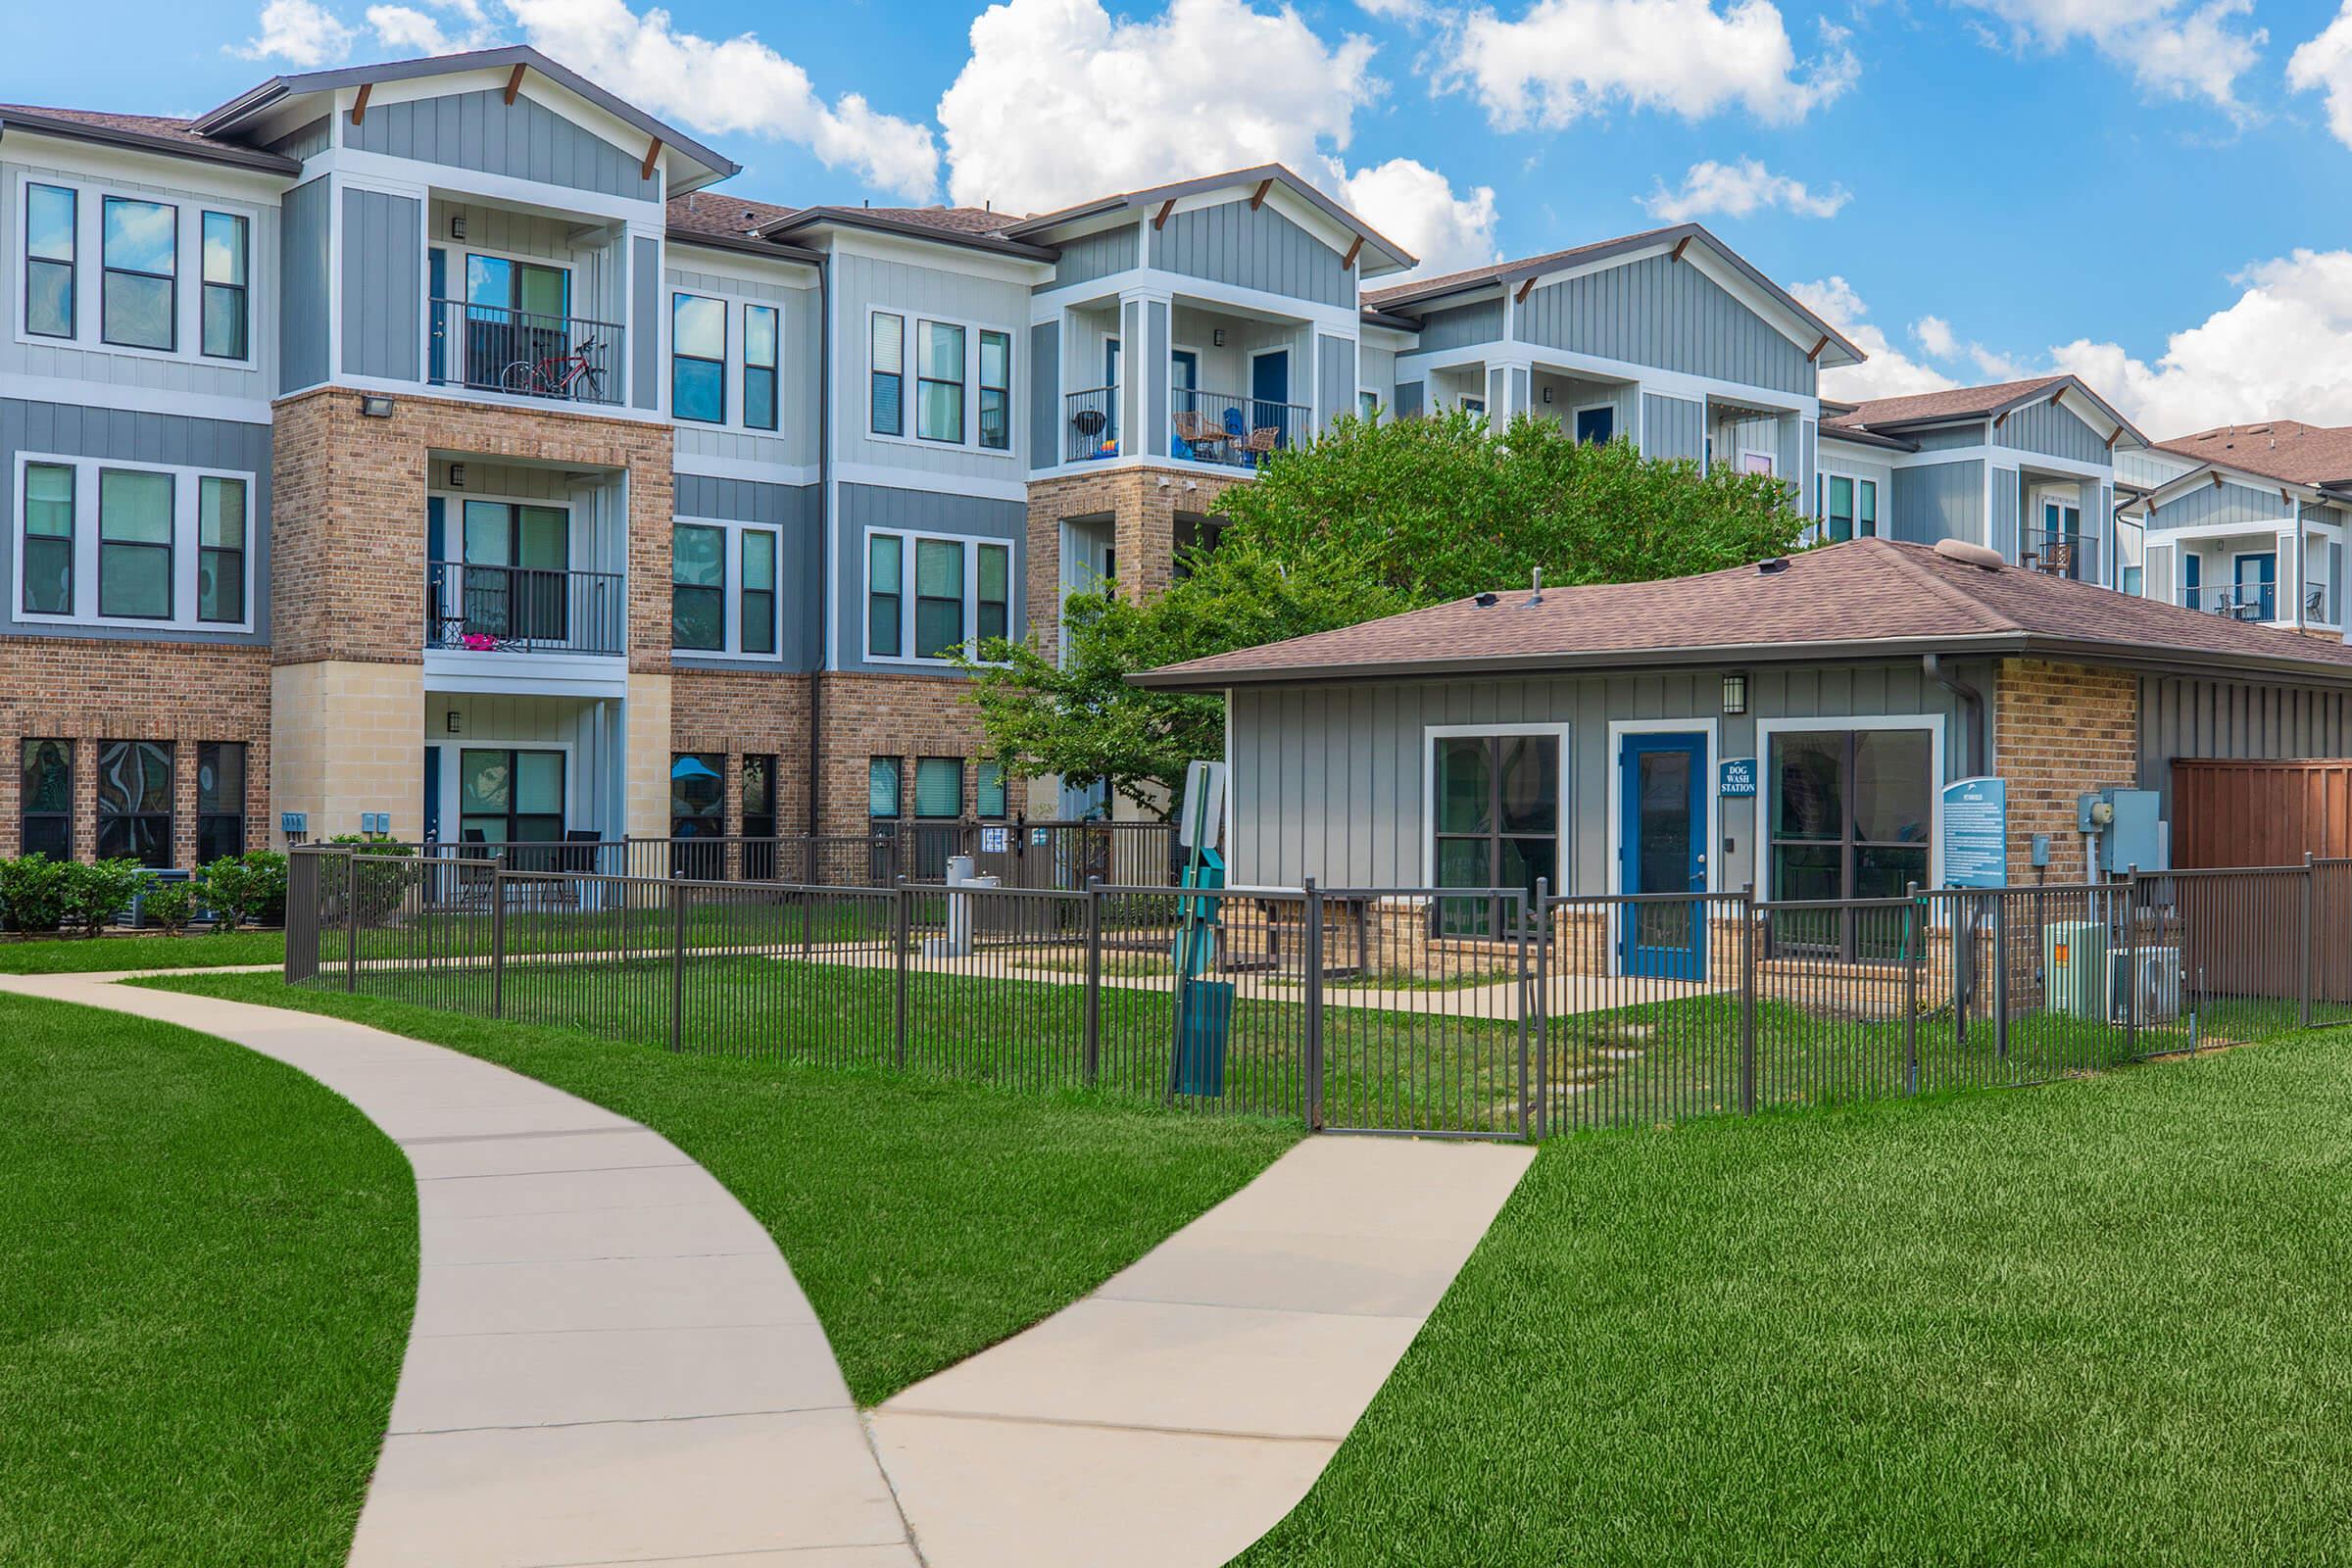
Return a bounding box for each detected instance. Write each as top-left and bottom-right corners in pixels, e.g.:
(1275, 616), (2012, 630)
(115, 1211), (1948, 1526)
(1619, 732), (1708, 979)
(1250, 350), (1291, 447)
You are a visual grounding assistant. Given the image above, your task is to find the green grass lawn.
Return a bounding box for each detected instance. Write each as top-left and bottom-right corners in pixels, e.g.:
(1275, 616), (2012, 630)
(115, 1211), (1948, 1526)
(1237, 1031), (2352, 1567)
(0, 992), (413, 1567)
(0, 928), (285, 974)
(142, 971), (1300, 1404)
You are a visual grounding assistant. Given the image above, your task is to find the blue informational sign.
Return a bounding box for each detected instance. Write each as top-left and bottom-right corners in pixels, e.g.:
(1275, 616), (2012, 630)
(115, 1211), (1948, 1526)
(980, 826), (1009, 855)
(1719, 758), (1758, 798)
(1942, 776), (2009, 888)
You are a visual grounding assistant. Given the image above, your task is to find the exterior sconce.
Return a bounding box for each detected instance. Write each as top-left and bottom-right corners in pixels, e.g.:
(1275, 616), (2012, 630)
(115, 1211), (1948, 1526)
(448, 463), (466, 487)
(359, 395), (396, 418)
(1723, 671), (1748, 715)
(1212, 328), (1226, 347)
(450, 214), (466, 240)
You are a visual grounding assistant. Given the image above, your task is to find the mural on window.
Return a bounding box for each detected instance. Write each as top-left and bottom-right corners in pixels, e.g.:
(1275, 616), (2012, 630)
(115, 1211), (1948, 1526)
(460, 748), (564, 848)
(21, 740), (72, 859)
(97, 740), (172, 867)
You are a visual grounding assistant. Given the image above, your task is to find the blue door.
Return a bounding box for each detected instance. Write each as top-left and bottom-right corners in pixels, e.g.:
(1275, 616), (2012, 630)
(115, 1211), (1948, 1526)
(1574, 404), (1615, 444)
(427, 249), (447, 383)
(1619, 732), (1708, 979)
(422, 745), (442, 843)
(1250, 350), (1290, 450)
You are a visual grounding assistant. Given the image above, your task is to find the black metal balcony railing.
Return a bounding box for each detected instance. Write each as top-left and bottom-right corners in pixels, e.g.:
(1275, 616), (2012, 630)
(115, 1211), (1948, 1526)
(1174, 389), (1312, 470)
(1065, 385), (1118, 462)
(426, 562), (626, 656)
(427, 298), (625, 406)
(2022, 527), (2100, 585)
(2191, 583), (2284, 622)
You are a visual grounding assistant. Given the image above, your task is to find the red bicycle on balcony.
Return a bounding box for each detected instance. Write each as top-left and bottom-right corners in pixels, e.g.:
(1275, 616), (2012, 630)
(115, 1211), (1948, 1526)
(501, 335), (606, 402)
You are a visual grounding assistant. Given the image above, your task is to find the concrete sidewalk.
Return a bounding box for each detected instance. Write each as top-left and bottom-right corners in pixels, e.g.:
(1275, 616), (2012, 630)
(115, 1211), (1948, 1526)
(868, 1135), (1535, 1568)
(4, 971), (917, 1568)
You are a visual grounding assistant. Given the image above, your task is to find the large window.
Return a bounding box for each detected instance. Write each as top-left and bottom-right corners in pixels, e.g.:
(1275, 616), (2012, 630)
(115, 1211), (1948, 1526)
(1822, 474), (1878, 542)
(870, 312), (905, 436)
(1431, 733), (1560, 933)
(96, 740), (172, 867)
(977, 544), (1009, 644)
(743, 754), (777, 878)
(914, 758), (963, 819)
(740, 531), (777, 656)
(1767, 727), (1934, 956)
(917, 321), (966, 443)
(744, 304), (779, 431)
(24, 183), (75, 339)
(670, 752), (724, 838)
(672, 293), (726, 424)
(459, 501), (568, 643)
(459, 749), (564, 845)
(98, 468), (172, 619)
(101, 196), (176, 351)
(196, 742), (245, 862)
(915, 538), (963, 657)
(977, 329), (1010, 450)
(21, 463), (74, 614)
(976, 760), (1007, 819)
(866, 533), (1013, 662)
(868, 757), (902, 822)
(197, 477), (246, 624)
(200, 212), (248, 360)
(867, 533), (903, 658)
(21, 740), (71, 859)
(672, 523), (725, 651)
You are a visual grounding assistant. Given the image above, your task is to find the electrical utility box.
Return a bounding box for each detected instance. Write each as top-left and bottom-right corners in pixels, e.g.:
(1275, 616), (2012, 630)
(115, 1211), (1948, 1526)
(2045, 921), (2109, 1018)
(2089, 788), (2164, 875)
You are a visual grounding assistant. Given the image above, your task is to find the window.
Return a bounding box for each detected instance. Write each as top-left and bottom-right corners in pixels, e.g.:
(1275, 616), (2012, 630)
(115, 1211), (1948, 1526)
(1460, 396), (1486, 416)
(24, 183), (74, 339)
(21, 462), (74, 614)
(1358, 391), (1379, 423)
(459, 749), (564, 845)
(977, 543), (1009, 644)
(101, 196), (175, 351)
(976, 760), (1007, 819)
(867, 533), (903, 658)
(96, 740), (172, 867)
(1767, 727), (1933, 957)
(197, 477), (246, 624)
(744, 304), (779, 431)
(672, 294), (726, 424)
(742, 754), (778, 878)
(21, 740), (71, 859)
(1431, 733), (1560, 933)
(870, 312), (905, 436)
(868, 757), (902, 821)
(914, 758), (963, 819)
(741, 531), (776, 656)
(914, 538), (963, 657)
(672, 523), (724, 651)
(2235, 552), (2278, 620)
(670, 752), (723, 838)
(977, 329), (1010, 450)
(2122, 564), (2143, 597)
(1822, 475), (1878, 543)
(200, 212), (248, 360)
(918, 321), (965, 443)
(196, 742), (245, 862)
(458, 501), (568, 642)
(98, 468), (172, 619)
(1739, 450), (1777, 477)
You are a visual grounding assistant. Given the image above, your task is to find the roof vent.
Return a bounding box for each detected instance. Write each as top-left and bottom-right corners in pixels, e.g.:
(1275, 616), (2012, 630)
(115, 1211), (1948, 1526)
(1755, 557), (1789, 575)
(1526, 567), (1544, 607)
(1474, 591), (1498, 608)
(1934, 538), (2005, 570)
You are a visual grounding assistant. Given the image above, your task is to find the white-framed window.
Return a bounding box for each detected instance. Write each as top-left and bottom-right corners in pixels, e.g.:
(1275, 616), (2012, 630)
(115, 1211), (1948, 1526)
(1357, 390), (1380, 423)
(862, 529), (1013, 663)
(1755, 715), (1943, 940)
(744, 303), (780, 432)
(13, 452), (255, 633)
(672, 293), (726, 424)
(14, 173), (261, 370)
(866, 307), (1015, 456)
(670, 514), (786, 661)
(1817, 471), (1879, 542)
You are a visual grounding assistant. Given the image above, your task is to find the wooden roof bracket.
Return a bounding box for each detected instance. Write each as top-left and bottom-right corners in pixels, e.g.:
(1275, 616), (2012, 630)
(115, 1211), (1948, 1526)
(1343, 235), (1363, 270)
(1152, 199), (1176, 230)
(640, 136), (663, 180)
(1514, 276), (1536, 304)
(1669, 234), (1691, 263)
(1806, 334), (1829, 363)
(348, 83), (371, 124)
(503, 64), (527, 105)
(1249, 179), (1272, 211)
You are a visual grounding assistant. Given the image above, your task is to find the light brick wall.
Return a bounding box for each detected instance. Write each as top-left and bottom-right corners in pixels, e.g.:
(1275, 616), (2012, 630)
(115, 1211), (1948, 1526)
(815, 672), (989, 837)
(624, 672), (673, 841)
(1993, 659), (2141, 884)
(270, 661), (423, 846)
(0, 638), (271, 865)
(1023, 466), (1247, 661)
(670, 669), (814, 834)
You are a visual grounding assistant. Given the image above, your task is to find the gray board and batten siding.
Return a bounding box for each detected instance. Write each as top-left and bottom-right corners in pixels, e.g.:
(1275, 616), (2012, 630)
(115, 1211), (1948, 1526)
(2156, 479), (2299, 531)
(1152, 201), (1353, 310)
(829, 484), (1026, 676)
(2137, 674), (2352, 819)
(1048, 224), (1138, 292)
(341, 188), (421, 382)
(345, 88), (662, 201)
(1517, 254), (1816, 397)
(1642, 394), (1704, 464)
(1997, 398), (2110, 466)
(1890, 460), (1984, 547)
(673, 472), (822, 670)
(280, 177), (331, 391)
(1413, 300), (1502, 356)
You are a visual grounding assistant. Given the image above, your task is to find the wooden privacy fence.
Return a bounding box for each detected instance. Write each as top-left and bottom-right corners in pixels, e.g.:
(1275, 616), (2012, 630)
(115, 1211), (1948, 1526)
(2172, 759), (2352, 866)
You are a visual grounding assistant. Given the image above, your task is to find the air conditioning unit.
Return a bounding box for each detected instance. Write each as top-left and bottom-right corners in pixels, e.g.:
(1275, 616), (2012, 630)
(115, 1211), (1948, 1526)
(2045, 921), (2107, 1019)
(2110, 947), (2181, 1025)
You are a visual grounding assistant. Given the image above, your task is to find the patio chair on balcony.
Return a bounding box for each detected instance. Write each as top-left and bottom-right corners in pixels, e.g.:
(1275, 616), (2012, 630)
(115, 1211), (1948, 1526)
(2030, 540), (2076, 576)
(1173, 411), (1231, 461)
(1239, 425), (1284, 465)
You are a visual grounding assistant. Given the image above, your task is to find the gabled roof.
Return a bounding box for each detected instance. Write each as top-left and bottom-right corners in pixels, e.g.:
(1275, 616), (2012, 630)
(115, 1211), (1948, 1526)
(999, 165), (1416, 277)
(0, 104), (303, 174)
(2152, 421), (2352, 491)
(192, 46), (739, 194)
(1131, 538), (2352, 690)
(756, 204), (1057, 262)
(1360, 221), (1864, 370)
(1822, 374), (2146, 451)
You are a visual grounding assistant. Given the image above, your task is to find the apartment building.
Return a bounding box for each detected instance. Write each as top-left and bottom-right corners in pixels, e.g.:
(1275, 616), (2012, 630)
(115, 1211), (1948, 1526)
(5, 44), (2133, 867)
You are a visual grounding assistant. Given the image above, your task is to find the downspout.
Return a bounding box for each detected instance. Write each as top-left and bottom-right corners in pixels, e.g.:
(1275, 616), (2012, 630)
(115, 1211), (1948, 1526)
(1924, 653), (1987, 778)
(808, 253), (830, 838)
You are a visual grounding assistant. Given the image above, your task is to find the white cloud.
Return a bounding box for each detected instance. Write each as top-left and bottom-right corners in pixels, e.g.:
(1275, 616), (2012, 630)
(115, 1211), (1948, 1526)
(1790, 276), (1959, 401)
(1641, 157), (1847, 220)
(230, 0), (356, 65)
(1443, 0), (1858, 131)
(2050, 249), (2352, 435)
(1332, 157), (1499, 278)
(1914, 314), (1958, 358)
(1954, 0), (2265, 117)
(366, 0), (498, 54)
(2288, 2), (2352, 148)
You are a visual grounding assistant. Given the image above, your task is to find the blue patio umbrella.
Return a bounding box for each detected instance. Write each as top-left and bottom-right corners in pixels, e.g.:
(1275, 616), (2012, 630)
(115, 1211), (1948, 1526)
(669, 756), (721, 780)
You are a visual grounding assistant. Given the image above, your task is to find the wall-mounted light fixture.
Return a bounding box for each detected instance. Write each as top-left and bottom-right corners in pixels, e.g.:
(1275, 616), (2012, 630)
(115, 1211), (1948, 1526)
(446, 711), (461, 734)
(1722, 671), (1748, 715)
(1211, 327), (1226, 348)
(448, 463), (466, 488)
(359, 395), (396, 418)
(1542, 386), (1553, 404)
(450, 214), (466, 240)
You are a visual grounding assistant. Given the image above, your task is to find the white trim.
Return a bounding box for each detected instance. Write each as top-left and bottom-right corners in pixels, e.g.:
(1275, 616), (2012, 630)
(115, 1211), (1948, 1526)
(860, 304), (1019, 459)
(832, 462), (1026, 503)
(1398, 338), (1819, 420)
(1751, 714), (1947, 896)
(0, 372), (270, 424)
(1737, 446), (1777, 477)
(668, 514), (788, 663)
(1569, 398), (1617, 444)
(827, 227), (1049, 289)
(858, 524), (1015, 669)
(673, 453), (819, 487)
(421, 653), (628, 697)
(437, 734), (581, 845)
(1605, 719), (1721, 897)
(1415, 722), (1574, 889)
(1809, 466), (1881, 544)
(318, 147), (657, 224)
(11, 449), (257, 635)
(1028, 265), (1361, 334)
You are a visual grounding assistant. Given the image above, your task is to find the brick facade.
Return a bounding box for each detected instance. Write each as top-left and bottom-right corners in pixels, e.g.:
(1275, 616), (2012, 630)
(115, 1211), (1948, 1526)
(670, 669), (815, 835)
(814, 671), (990, 836)
(1023, 466), (1248, 660)
(0, 638), (271, 865)
(1993, 659), (2141, 884)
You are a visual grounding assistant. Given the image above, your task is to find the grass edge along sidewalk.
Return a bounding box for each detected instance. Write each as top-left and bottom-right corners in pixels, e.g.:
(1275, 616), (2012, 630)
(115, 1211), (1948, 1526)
(0, 928), (287, 974)
(0, 990), (414, 1568)
(139, 971), (1302, 1405)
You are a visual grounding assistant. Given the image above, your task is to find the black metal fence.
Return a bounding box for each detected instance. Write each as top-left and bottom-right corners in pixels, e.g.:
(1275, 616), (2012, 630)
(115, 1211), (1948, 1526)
(284, 852), (2352, 1141)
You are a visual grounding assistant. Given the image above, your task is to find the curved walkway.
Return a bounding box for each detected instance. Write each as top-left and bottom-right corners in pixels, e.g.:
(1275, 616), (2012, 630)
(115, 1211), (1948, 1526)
(3, 971), (915, 1568)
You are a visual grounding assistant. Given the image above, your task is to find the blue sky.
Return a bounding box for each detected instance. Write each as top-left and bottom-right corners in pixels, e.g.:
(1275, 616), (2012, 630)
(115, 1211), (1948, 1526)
(11, 0), (2352, 432)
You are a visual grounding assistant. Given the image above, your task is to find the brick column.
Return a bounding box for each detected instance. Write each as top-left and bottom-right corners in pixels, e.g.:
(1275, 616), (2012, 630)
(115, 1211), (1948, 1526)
(1992, 659), (2140, 885)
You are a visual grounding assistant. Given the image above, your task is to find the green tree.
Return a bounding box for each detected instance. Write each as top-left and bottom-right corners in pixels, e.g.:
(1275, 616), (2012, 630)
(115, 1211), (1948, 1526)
(963, 411), (1809, 813)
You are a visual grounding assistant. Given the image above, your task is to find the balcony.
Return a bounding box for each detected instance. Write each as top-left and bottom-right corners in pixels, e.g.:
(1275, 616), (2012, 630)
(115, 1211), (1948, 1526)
(1061, 385), (1313, 469)
(2189, 582), (2326, 623)
(2022, 528), (2100, 585)
(426, 563), (626, 657)
(427, 299), (625, 408)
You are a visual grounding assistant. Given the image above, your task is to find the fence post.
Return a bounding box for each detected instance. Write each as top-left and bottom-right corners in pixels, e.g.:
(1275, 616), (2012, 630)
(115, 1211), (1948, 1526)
(344, 852), (360, 994)
(668, 879), (689, 1054)
(1739, 883), (1757, 1116)
(490, 867), (507, 1020)
(1083, 876), (1102, 1088)
(894, 877), (911, 1071)
(1903, 882), (1921, 1097)
(2301, 852), (2316, 1031)
(1992, 892), (2010, 1062)
(2124, 867), (2139, 1057)
(1531, 878), (1549, 1141)
(1303, 878), (1325, 1131)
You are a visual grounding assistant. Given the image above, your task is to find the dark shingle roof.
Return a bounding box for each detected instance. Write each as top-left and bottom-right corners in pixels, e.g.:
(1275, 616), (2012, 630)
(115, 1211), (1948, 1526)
(1362, 226), (1679, 309)
(2153, 421), (2352, 490)
(1819, 376), (2069, 432)
(1132, 538), (2352, 689)
(0, 104), (302, 172)
(665, 193), (801, 242)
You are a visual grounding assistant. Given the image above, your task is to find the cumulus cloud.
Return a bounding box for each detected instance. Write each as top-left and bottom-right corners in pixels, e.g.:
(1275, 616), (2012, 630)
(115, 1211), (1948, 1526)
(1790, 276), (1958, 402)
(1914, 314), (1959, 359)
(1331, 157), (1500, 278)
(230, 0), (355, 65)
(2288, 2), (2352, 148)
(365, 0), (498, 54)
(1955, 0), (2265, 117)
(1443, 0), (1858, 131)
(1641, 157), (1847, 221)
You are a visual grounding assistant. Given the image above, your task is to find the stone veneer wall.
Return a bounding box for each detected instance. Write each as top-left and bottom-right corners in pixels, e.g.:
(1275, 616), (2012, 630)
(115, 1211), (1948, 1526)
(1993, 659), (2141, 885)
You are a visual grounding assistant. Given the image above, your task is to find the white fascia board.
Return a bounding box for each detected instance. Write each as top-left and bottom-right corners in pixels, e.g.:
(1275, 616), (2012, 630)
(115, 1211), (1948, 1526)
(420, 651), (630, 698)
(333, 372), (672, 426)
(673, 453), (820, 487)
(1399, 340), (1818, 417)
(1359, 322), (1414, 352)
(321, 146), (655, 222)
(2148, 514), (2306, 542)
(0, 372), (271, 425)
(831, 461), (1028, 504)
(2, 130), (292, 204)
(829, 227), (1050, 287)
(1029, 267), (1360, 333)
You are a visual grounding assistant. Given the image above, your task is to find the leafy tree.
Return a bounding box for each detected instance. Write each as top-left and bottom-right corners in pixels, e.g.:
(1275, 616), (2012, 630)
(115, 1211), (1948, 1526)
(963, 411), (1810, 813)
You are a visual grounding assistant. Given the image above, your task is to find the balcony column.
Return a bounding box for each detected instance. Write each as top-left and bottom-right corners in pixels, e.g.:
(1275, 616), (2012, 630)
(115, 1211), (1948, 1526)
(2281, 523), (2304, 627)
(1313, 330), (1357, 435)
(1118, 289), (1173, 460)
(1485, 360), (1530, 433)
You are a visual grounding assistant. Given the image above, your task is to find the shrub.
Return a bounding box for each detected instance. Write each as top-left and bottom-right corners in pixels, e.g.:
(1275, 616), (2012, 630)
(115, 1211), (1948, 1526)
(61, 858), (146, 938)
(0, 855), (72, 936)
(196, 852), (289, 931)
(140, 877), (194, 936)
(244, 850), (289, 927)
(321, 838), (417, 926)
